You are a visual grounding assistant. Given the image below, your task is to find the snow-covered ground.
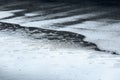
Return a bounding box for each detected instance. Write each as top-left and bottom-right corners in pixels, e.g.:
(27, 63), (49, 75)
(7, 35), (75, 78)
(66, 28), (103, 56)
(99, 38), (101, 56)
(0, 30), (120, 80)
(0, 1), (120, 80)
(0, 1), (120, 54)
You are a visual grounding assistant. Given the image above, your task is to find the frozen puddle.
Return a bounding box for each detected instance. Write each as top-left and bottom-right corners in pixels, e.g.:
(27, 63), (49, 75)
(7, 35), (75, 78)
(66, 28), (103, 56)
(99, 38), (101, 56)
(0, 30), (120, 80)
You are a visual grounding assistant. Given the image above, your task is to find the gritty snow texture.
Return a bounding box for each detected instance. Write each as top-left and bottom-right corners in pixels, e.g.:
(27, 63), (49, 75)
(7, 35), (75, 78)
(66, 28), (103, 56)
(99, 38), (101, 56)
(0, 31), (120, 80)
(0, 1), (120, 80)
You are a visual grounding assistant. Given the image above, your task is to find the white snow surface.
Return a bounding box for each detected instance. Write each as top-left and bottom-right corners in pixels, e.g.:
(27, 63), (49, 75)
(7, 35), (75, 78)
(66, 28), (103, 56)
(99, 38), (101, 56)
(0, 2), (120, 80)
(0, 11), (13, 19)
(0, 31), (120, 80)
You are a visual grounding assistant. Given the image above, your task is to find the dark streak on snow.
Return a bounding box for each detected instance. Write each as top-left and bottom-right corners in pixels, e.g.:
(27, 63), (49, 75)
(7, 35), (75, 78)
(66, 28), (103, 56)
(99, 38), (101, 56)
(0, 22), (118, 55)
